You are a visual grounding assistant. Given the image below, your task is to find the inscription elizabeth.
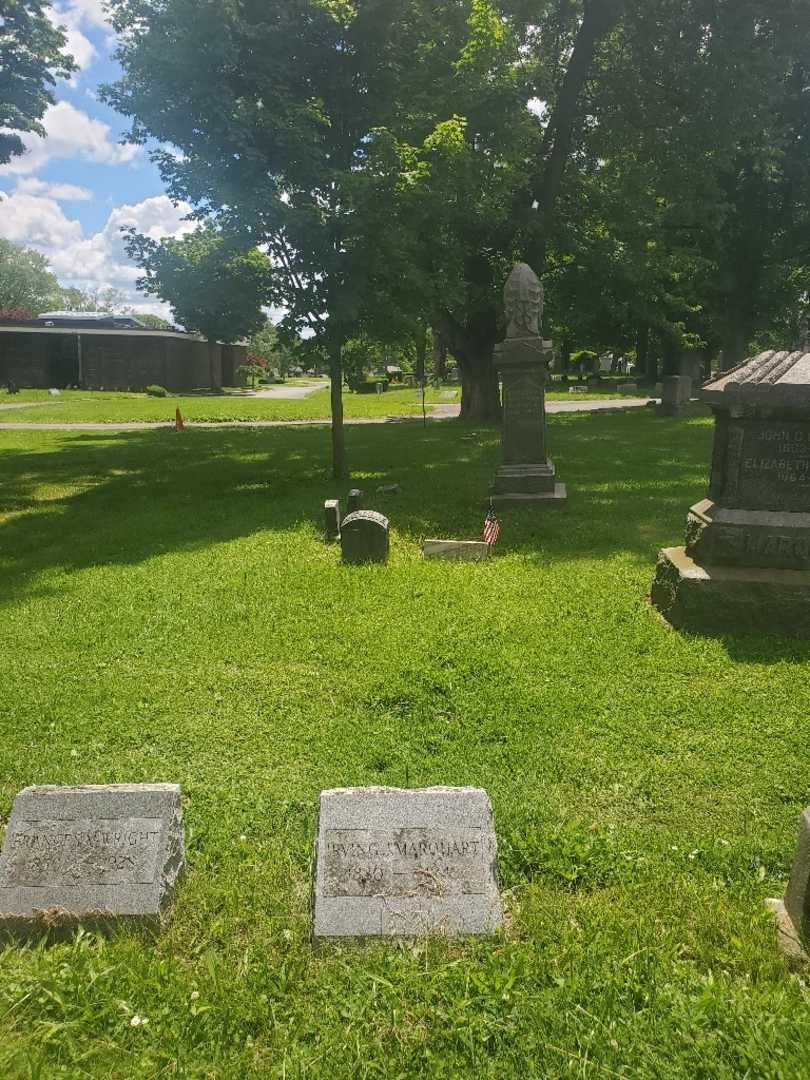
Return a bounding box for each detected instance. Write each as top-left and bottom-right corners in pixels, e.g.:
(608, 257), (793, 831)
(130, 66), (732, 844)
(323, 828), (493, 898)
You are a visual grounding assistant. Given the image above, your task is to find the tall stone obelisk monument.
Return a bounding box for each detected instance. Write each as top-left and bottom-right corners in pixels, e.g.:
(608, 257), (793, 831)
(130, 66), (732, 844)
(491, 263), (567, 507)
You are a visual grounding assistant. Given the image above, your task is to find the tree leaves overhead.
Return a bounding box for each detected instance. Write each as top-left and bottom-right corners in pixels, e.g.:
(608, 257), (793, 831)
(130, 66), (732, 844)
(0, 0), (77, 165)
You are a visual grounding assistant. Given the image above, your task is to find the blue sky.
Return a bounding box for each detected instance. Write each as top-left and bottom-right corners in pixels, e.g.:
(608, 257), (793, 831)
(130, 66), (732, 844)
(0, 0), (193, 315)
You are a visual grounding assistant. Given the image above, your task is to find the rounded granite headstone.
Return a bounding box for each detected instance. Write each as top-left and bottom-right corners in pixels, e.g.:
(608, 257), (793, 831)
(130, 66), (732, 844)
(340, 510), (389, 564)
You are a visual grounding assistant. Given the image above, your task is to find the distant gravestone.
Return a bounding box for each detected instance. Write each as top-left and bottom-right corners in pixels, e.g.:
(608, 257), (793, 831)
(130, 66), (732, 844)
(324, 499), (341, 541)
(347, 489), (364, 515)
(375, 483), (401, 495)
(657, 375), (691, 417)
(313, 787), (502, 938)
(423, 539), (490, 562)
(569, 385), (588, 394)
(617, 382), (638, 394)
(767, 808), (810, 959)
(340, 510), (389, 564)
(0, 784), (185, 929)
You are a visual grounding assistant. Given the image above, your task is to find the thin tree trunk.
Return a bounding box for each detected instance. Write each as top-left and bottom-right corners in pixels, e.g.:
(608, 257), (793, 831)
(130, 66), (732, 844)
(528, 0), (626, 271)
(328, 340), (347, 480)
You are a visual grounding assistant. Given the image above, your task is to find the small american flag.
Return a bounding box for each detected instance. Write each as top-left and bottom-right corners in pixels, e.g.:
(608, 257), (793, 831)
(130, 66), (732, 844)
(483, 504), (500, 547)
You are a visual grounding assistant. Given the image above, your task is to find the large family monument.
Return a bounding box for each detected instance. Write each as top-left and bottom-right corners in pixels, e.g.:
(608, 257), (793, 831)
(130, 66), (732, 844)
(651, 350), (810, 635)
(491, 263), (567, 507)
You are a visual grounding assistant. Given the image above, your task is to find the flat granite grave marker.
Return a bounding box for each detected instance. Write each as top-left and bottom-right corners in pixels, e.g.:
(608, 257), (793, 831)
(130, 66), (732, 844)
(423, 539), (490, 562)
(340, 510), (389, 564)
(0, 784), (185, 929)
(313, 787), (502, 938)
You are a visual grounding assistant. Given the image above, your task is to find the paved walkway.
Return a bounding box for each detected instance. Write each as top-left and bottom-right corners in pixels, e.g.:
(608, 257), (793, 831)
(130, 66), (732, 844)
(0, 397), (654, 432)
(0, 400), (61, 412)
(251, 380), (329, 399)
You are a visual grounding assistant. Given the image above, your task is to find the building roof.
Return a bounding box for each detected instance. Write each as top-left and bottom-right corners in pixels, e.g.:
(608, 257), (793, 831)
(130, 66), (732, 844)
(702, 350), (810, 413)
(0, 323), (200, 342)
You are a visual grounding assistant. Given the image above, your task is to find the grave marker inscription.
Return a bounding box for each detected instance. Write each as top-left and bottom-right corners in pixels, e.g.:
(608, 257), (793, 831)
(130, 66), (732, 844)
(0, 784), (185, 928)
(313, 787), (502, 938)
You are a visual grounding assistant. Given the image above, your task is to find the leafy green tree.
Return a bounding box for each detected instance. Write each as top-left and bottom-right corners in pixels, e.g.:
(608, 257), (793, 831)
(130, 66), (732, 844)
(0, 0), (76, 165)
(0, 238), (60, 312)
(104, 0), (517, 468)
(123, 224), (274, 349)
(56, 286), (134, 314)
(133, 312), (173, 329)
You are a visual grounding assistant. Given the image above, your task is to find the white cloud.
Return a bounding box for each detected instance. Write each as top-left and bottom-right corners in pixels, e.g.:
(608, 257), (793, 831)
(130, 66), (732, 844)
(0, 101), (138, 176)
(15, 177), (93, 201)
(0, 192), (194, 316)
(65, 0), (109, 30)
(49, 5), (97, 84)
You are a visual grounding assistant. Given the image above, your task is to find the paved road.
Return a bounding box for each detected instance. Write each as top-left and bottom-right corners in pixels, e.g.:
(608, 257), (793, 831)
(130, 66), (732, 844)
(0, 398), (655, 432)
(251, 380), (329, 399)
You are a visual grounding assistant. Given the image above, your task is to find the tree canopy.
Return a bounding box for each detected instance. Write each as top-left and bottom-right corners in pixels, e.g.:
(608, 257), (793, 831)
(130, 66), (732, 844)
(0, 0), (76, 165)
(123, 224), (274, 345)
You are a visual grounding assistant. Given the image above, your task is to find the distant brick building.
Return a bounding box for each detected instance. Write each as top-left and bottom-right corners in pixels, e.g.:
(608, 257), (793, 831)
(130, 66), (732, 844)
(0, 314), (247, 390)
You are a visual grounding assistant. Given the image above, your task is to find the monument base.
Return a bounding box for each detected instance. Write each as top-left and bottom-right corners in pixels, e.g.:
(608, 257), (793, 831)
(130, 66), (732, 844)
(491, 484), (567, 508)
(686, 499), (810, 570)
(650, 547), (810, 637)
(492, 460), (566, 507)
(765, 898), (808, 962)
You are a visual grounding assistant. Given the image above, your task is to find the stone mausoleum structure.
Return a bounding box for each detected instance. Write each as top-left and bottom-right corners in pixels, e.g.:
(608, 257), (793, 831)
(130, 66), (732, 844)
(651, 350), (810, 636)
(491, 263), (566, 507)
(0, 313), (247, 391)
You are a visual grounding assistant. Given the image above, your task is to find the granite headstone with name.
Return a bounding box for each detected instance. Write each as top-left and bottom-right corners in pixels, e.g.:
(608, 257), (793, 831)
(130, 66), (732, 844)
(651, 350), (810, 635)
(492, 264), (566, 507)
(313, 787), (502, 938)
(0, 784), (185, 928)
(340, 510), (389, 564)
(347, 489), (364, 516)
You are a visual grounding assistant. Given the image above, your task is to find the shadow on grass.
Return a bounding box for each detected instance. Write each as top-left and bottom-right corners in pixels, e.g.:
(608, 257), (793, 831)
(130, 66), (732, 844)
(0, 408), (713, 605)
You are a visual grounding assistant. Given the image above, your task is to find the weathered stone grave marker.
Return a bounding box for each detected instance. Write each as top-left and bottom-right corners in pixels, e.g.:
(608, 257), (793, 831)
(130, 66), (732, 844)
(324, 499), (341, 541)
(651, 350), (810, 635)
(657, 374), (692, 417)
(492, 263), (566, 507)
(0, 784), (185, 928)
(346, 488), (364, 515)
(313, 787), (502, 938)
(340, 510), (389, 564)
(423, 539), (490, 562)
(767, 807), (810, 959)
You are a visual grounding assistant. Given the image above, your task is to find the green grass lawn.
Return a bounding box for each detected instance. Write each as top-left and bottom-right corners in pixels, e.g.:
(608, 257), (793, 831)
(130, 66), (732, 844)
(1, 408), (808, 1078)
(0, 382), (647, 424)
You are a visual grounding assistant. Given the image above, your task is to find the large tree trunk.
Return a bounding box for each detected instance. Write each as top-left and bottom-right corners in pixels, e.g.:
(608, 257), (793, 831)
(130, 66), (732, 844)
(636, 324), (657, 383)
(328, 340), (347, 480)
(457, 338), (501, 422)
(719, 317), (750, 372)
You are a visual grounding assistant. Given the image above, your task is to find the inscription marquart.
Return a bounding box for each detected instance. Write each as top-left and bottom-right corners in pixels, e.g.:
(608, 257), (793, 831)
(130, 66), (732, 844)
(4, 817), (162, 887)
(714, 528), (810, 562)
(323, 828), (494, 898)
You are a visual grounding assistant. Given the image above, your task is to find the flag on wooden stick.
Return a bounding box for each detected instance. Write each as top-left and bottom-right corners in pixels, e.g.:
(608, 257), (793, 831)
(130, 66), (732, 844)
(175, 407), (184, 432)
(483, 503), (500, 547)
